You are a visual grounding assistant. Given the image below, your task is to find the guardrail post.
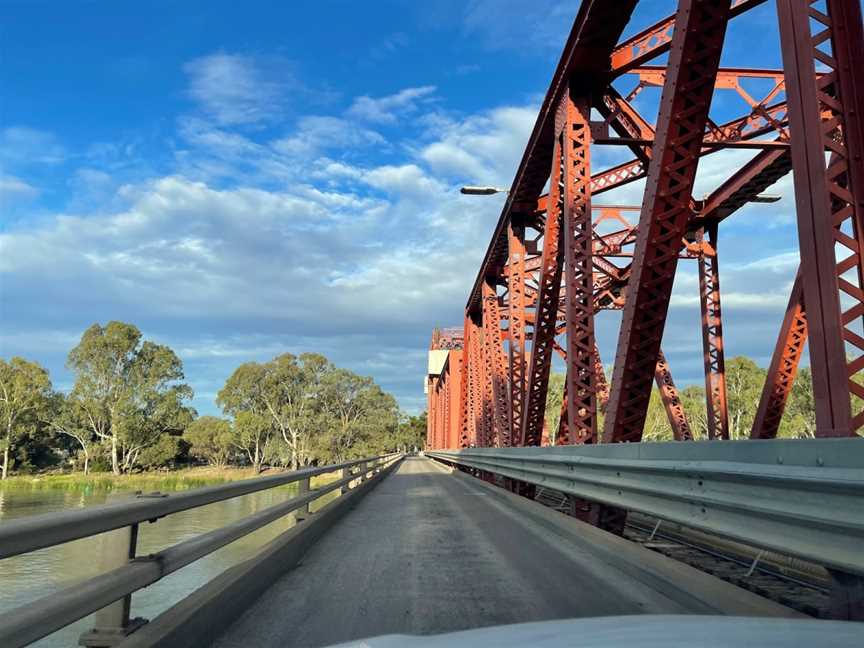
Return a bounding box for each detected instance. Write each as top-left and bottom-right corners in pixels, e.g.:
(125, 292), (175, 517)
(79, 497), (147, 647)
(359, 461), (368, 482)
(296, 476), (311, 522)
(340, 467), (351, 494)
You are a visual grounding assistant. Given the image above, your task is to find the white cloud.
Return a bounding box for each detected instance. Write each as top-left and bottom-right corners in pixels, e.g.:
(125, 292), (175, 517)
(1, 127), (65, 165)
(272, 116), (385, 157)
(183, 53), (288, 126)
(419, 106), (536, 185)
(462, 0), (579, 51)
(347, 86), (437, 124)
(0, 174), (39, 201)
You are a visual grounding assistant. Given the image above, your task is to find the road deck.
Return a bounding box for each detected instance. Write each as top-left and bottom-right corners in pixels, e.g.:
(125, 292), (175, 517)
(214, 456), (794, 647)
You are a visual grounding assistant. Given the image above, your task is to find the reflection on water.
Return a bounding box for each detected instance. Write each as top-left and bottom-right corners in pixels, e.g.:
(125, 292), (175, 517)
(0, 479), (329, 647)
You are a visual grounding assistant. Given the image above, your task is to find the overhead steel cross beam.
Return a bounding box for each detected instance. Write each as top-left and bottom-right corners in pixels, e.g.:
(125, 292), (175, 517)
(610, 0), (767, 76)
(604, 0), (733, 443)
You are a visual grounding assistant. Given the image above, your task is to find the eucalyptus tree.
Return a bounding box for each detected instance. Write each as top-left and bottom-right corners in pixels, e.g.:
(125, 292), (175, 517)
(263, 353), (331, 470)
(233, 411), (272, 472)
(317, 368), (399, 462)
(66, 321), (193, 474)
(217, 362), (272, 472)
(219, 354), (332, 471)
(185, 415), (235, 467)
(0, 357), (53, 479)
(47, 392), (97, 474)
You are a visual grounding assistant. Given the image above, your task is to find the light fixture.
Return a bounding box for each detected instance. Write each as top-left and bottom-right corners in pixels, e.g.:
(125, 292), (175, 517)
(460, 186), (509, 195)
(749, 194), (782, 203)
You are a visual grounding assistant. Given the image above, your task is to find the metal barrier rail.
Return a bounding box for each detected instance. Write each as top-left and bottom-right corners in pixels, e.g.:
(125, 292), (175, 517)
(0, 453), (402, 647)
(427, 438), (864, 576)
(0, 454), (396, 558)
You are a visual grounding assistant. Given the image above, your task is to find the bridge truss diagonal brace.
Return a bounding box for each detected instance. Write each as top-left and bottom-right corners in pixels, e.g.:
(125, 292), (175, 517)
(521, 121), (565, 447)
(751, 272), (808, 439)
(654, 350), (693, 441)
(603, 0), (733, 444)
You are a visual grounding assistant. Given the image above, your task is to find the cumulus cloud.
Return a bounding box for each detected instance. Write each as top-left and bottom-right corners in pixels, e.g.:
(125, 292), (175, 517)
(348, 86), (437, 124)
(272, 116), (385, 157)
(419, 106), (536, 184)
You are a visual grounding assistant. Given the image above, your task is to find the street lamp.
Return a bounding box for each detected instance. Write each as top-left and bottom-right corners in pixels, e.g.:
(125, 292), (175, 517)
(749, 194), (782, 203)
(460, 186), (509, 195)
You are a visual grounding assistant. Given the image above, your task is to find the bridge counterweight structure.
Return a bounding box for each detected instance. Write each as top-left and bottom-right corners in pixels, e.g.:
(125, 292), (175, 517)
(425, 0), (864, 539)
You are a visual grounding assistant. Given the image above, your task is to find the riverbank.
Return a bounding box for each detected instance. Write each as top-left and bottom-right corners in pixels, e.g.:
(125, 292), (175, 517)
(0, 466), (273, 492)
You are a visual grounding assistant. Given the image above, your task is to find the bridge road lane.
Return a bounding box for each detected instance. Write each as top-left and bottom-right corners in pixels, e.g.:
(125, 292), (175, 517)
(214, 456), (796, 647)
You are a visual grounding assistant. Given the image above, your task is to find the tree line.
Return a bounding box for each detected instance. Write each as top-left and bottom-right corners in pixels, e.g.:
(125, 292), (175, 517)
(0, 321), (425, 478)
(544, 356), (817, 442)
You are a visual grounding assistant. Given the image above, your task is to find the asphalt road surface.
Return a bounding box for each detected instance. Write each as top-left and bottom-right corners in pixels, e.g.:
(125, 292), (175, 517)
(214, 456), (795, 647)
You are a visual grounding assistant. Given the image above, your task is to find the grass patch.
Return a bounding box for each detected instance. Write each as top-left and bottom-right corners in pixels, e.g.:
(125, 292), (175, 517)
(0, 466), (268, 493)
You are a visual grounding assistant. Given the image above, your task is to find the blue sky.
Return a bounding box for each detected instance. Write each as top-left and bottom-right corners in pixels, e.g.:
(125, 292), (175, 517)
(1, 0), (803, 415)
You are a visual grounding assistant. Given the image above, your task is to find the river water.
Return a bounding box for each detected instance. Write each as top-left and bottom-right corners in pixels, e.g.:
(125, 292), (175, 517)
(0, 480), (325, 647)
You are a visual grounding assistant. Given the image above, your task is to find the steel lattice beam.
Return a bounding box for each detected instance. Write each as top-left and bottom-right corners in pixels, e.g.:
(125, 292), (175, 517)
(603, 0), (733, 443)
(697, 226), (730, 440)
(521, 131), (565, 447)
(562, 91), (597, 445)
(751, 272), (808, 439)
(777, 0), (864, 436)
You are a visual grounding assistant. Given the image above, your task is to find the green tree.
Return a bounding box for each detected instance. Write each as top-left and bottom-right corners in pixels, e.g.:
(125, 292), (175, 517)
(47, 392), (97, 474)
(317, 369), (399, 462)
(66, 322), (193, 474)
(233, 410), (272, 472)
(217, 362), (273, 472)
(642, 388), (677, 442)
(261, 353), (330, 470)
(138, 434), (186, 469)
(778, 366), (816, 438)
(680, 385), (708, 439)
(544, 372), (565, 443)
(394, 412), (427, 451)
(724, 356), (766, 440)
(185, 416), (235, 467)
(0, 357), (53, 479)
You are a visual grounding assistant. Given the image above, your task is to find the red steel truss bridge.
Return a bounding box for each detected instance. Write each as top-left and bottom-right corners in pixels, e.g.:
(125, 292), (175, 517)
(1, 3), (863, 647)
(423, 0), (864, 625)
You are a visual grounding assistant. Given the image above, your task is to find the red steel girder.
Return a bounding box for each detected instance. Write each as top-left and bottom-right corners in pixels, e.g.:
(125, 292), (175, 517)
(777, 0), (864, 436)
(479, 285), (496, 446)
(751, 272), (808, 439)
(604, 0), (732, 444)
(507, 222), (528, 446)
(696, 226), (730, 440)
(521, 127), (565, 447)
(483, 281), (512, 446)
(458, 316), (474, 448)
(466, 2), (638, 316)
(654, 350), (693, 441)
(562, 90), (598, 445)
(610, 0), (766, 76)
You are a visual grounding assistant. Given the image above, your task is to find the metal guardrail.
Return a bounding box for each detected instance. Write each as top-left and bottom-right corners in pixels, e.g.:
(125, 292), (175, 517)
(428, 438), (864, 577)
(0, 453), (402, 647)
